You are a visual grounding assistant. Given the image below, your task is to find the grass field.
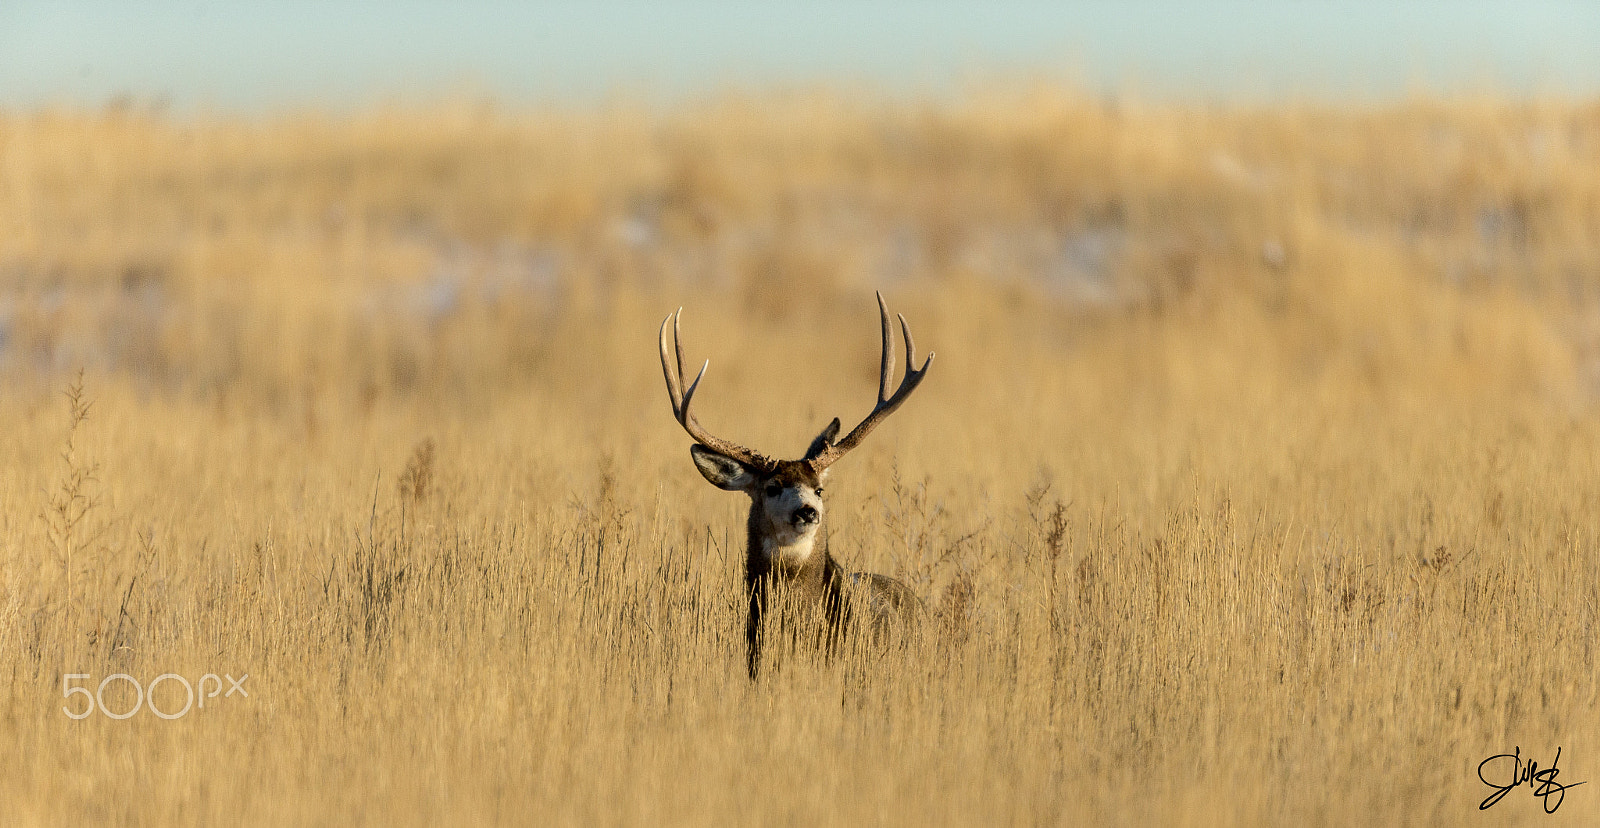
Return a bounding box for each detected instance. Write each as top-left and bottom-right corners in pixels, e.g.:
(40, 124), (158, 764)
(1, 89), (1598, 825)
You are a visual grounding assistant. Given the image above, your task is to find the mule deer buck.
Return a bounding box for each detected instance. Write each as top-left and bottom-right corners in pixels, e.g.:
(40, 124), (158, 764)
(660, 292), (932, 678)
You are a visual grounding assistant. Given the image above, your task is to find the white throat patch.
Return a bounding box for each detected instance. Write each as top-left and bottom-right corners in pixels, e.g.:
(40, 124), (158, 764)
(761, 530), (818, 570)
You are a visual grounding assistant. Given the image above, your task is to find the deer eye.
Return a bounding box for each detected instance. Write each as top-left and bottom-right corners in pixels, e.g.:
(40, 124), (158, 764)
(814, 487), (824, 495)
(764, 483), (783, 497)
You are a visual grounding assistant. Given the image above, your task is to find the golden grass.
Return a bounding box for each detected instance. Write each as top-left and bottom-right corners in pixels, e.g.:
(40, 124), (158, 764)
(1, 89), (1599, 825)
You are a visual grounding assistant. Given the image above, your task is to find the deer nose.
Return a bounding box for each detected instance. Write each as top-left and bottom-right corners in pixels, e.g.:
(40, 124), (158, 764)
(792, 505), (818, 525)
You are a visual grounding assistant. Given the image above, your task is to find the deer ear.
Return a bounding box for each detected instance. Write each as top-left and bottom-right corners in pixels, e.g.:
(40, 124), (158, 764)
(804, 417), (841, 460)
(690, 445), (757, 491)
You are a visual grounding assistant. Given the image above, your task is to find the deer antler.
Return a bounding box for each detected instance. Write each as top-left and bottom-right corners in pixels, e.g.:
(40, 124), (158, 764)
(660, 309), (777, 472)
(806, 292), (934, 472)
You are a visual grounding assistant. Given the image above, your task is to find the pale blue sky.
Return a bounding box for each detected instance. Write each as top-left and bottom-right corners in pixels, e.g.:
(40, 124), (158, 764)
(2, 1), (1597, 110)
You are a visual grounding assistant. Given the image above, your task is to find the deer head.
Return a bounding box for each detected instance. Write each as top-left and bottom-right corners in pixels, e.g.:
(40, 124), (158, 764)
(659, 292), (933, 569)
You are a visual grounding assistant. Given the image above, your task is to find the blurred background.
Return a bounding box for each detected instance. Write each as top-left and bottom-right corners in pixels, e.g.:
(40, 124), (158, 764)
(2, 1), (1597, 410)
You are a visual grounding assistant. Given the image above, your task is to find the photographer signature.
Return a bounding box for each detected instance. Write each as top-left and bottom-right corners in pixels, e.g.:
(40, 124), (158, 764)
(1478, 747), (1586, 813)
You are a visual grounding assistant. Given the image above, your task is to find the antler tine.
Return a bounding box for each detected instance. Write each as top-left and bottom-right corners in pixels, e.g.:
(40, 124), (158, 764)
(808, 292), (934, 472)
(897, 312), (916, 369)
(876, 291), (894, 405)
(680, 358), (708, 416)
(658, 307), (775, 471)
(673, 310), (690, 403)
(659, 311), (684, 414)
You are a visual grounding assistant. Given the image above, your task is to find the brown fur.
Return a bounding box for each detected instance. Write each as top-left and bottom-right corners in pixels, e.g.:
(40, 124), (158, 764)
(703, 455), (921, 679)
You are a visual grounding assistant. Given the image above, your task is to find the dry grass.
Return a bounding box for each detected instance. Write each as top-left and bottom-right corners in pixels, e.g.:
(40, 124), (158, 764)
(1, 89), (1599, 825)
